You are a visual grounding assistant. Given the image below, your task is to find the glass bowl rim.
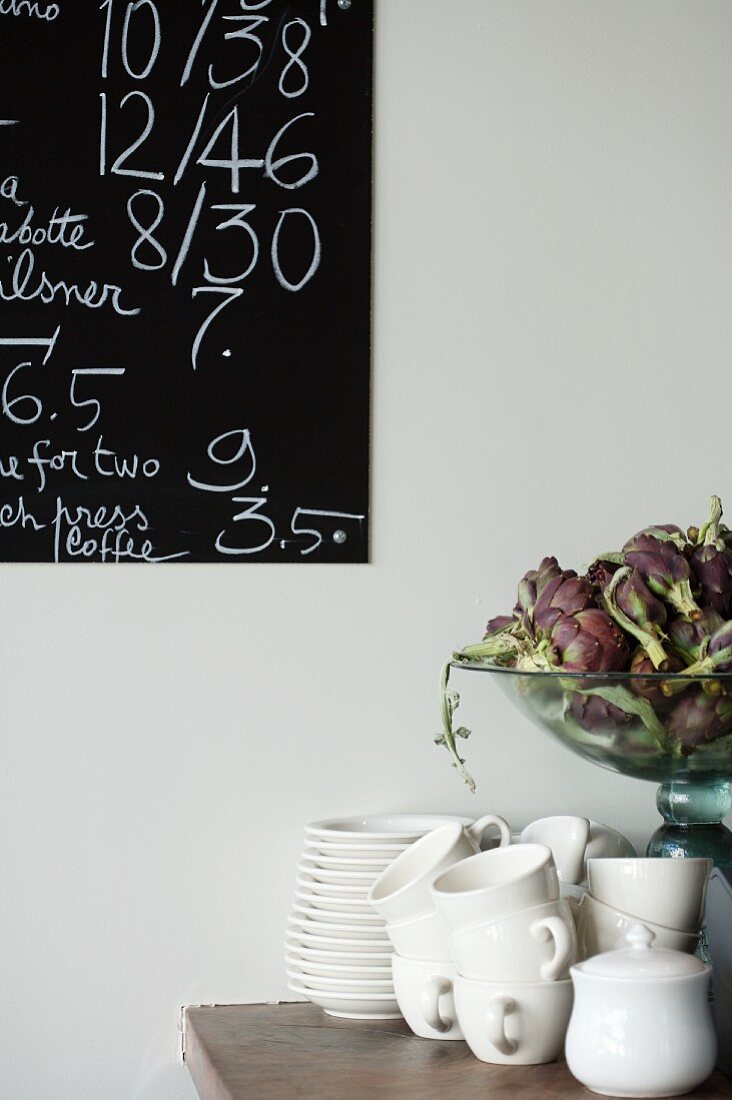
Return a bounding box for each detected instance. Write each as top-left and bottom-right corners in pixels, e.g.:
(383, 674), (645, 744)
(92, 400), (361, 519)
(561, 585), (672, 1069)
(449, 658), (732, 683)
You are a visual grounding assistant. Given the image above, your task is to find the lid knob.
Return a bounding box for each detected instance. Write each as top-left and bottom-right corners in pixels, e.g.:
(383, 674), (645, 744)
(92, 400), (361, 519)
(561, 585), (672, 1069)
(627, 923), (655, 952)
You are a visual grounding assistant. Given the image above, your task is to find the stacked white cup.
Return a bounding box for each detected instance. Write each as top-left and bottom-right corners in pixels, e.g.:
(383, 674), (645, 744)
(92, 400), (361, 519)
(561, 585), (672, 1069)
(576, 856), (712, 958)
(431, 843), (578, 1064)
(368, 817), (511, 1041)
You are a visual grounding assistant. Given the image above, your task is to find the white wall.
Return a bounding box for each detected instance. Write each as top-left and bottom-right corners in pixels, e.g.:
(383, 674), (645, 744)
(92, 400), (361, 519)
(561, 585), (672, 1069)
(3, 2), (732, 1097)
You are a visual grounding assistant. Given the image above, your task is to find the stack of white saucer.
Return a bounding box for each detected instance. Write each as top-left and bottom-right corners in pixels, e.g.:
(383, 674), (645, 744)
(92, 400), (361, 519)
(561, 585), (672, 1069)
(286, 815), (470, 1019)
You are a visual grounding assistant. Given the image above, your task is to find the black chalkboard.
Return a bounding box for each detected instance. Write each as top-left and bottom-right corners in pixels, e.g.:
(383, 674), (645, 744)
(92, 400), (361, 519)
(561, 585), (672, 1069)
(0, 0), (372, 562)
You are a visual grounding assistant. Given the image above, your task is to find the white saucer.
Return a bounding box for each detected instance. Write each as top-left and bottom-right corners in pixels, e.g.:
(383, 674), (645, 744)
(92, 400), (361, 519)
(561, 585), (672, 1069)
(304, 815), (474, 842)
(286, 928), (392, 953)
(298, 861), (381, 886)
(287, 980), (401, 1020)
(285, 954), (393, 980)
(305, 854), (393, 871)
(291, 901), (382, 925)
(288, 914), (389, 940)
(285, 939), (394, 964)
(296, 875), (370, 898)
(295, 888), (373, 915)
(303, 840), (410, 857)
(285, 967), (393, 993)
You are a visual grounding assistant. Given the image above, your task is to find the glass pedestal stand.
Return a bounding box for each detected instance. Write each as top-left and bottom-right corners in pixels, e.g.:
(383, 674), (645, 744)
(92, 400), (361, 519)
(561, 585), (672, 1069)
(647, 779), (732, 867)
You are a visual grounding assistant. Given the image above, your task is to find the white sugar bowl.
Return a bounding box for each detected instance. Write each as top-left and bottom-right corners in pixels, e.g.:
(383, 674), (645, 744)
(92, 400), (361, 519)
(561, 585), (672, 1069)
(565, 923), (716, 1098)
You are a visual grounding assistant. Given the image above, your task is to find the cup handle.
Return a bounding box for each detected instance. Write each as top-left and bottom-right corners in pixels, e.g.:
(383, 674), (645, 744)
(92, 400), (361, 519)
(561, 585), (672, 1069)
(566, 817), (591, 885)
(421, 975), (454, 1034)
(485, 994), (517, 1055)
(467, 814), (511, 850)
(531, 915), (573, 982)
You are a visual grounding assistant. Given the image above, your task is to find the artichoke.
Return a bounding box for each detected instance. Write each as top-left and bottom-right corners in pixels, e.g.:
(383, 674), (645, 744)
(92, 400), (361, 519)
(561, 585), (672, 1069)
(516, 557), (563, 636)
(587, 558), (620, 595)
(602, 566), (669, 669)
(679, 620), (732, 677)
(689, 497), (732, 617)
(569, 692), (631, 733)
(533, 573), (596, 637)
(622, 530), (702, 620)
(548, 608), (629, 673)
(667, 607), (724, 664)
(666, 690), (732, 750)
(693, 545), (732, 616)
(484, 614), (518, 636)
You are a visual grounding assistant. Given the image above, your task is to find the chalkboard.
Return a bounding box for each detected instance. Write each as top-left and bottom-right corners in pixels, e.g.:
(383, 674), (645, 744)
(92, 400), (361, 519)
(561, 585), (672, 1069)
(0, 0), (372, 563)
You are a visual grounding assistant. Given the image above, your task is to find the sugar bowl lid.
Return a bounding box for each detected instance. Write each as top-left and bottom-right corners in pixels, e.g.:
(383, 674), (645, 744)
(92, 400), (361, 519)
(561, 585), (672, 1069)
(578, 923), (707, 978)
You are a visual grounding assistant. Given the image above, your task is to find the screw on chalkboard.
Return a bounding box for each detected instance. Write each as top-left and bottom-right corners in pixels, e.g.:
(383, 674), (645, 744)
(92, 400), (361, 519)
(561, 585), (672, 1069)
(333, 530), (347, 545)
(337, 0), (352, 9)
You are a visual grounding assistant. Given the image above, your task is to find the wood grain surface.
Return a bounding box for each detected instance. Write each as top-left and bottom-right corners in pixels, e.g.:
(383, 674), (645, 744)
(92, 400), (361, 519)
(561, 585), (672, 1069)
(184, 1002), (732, 1100)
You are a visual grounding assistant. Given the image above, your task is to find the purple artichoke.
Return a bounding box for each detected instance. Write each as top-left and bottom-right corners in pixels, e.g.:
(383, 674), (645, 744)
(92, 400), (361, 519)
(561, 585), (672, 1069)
(569, 692), (631, 733)
(484, 614), (517, 637)
(602, 567), (669, 669)
(631, 524), (688, 550)
(689, 497), (732, 617)
(668, 607), (724, 664)
(587, 558), (620, 595)
(516, 557), (563, 636)
(666, 690), (732, 750)
(623, 531), (702, 620)
(548, 609), (629, 673)
(679, 620), (732, 677)
(533, 574), (596, 637)
(692, 543), (732, 615)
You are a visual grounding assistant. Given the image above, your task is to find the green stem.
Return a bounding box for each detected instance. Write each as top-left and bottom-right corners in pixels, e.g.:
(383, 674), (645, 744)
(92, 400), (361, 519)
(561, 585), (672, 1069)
(679, 644), (732, 679)
(435, 661), (476, 793)
(667, 578), (702, 621)
(697, 495), (723, 547)
(457, 636), (520, 662)
(661, 644), (732, 698)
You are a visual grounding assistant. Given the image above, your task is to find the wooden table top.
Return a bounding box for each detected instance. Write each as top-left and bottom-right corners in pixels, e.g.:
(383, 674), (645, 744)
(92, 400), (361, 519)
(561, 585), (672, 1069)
(183, 1002), (732, 1100)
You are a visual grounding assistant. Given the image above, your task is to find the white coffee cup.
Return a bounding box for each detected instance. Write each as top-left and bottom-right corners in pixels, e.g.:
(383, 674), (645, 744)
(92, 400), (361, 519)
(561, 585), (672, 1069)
(391, 954), (463, 1040)
(584, 821), (636, 864)
(519, 816), (590, 885)
(587, 857), (711, 933)
(575, 894), (700, 958)
(520, 818), (636, 886)
(454, 975), (573, 1065)
(385, 910), (452, 962)
(430, 843), (558, 936)
(368, 817), (511, 925)
(448, 898), (577, 982)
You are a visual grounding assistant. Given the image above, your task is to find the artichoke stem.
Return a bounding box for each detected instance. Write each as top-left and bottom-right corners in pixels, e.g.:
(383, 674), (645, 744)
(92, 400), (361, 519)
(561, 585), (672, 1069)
(668, 581), (702, 621)
(459, 637), (516, 661)
(673, 645), (732, 681)
(660, 677), (693, 699)
(437, 661), (476, 793)
(645, 637), (669, 671)
(698, 495), (723, 546)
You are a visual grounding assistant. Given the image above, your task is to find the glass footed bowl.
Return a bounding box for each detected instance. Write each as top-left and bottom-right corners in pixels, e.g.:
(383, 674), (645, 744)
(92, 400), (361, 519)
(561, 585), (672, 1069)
(449, 659), (732, 864)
